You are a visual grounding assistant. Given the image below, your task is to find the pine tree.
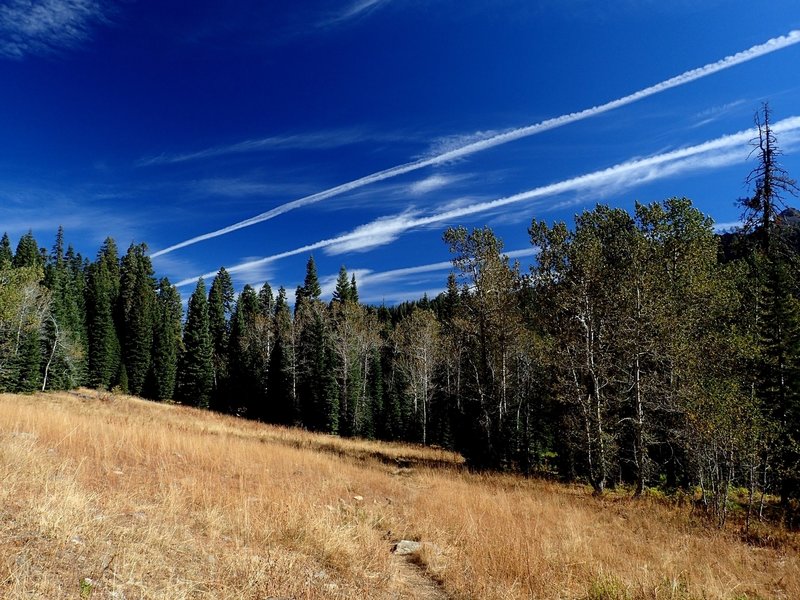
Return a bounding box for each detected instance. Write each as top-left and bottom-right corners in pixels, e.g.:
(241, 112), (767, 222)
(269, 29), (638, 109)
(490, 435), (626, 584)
(13, 230), (42, 270)
(0, 233), (12, 265)
(295, 257), (337, 432)
(208, 267), (234, 410)
(13, 326), (43, 393)
(258, 282), (274, 316)
(86, 238), (121, 389)
(295, 255), (322, 311)
(177, 278), (213, 407)
(267, 287), (296, 424)
(64, 245), (89, 384)
(228, 284), (262, 416)
(150, 278), (182, 400)
(331, 266), (351, 306)
(41, 227), (84, 390)
(118, 243), (156, 396)
(737, 104), (800, 510)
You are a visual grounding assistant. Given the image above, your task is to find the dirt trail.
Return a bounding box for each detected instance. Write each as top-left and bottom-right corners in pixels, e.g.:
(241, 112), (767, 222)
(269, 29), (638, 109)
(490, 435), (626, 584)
(388, 548), (449, 600)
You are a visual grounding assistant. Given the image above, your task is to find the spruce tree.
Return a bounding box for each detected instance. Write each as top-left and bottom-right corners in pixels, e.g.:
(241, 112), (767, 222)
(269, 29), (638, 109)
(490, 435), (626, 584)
(737, 104), (800, 510)
(86, 238), (121, 389)
(41, 227), (84, 390)
(258, 282), (274, 316)
(295, 257), (337, 432)
(150, 278), (182, 400)
(13, 327), (43, 393)
(331, 266), (351, 305)
(0, 232), (12, 265)
(268, 286), (296, 424)
(177, 278), (213, 407)
(64, 245), (89, 384)
(208, 267), (234, 410)
(118, 243), (156, 396)
(228, 284), (261, 416)
(295, 255), (322, 311)
(13, 230), (42, 270)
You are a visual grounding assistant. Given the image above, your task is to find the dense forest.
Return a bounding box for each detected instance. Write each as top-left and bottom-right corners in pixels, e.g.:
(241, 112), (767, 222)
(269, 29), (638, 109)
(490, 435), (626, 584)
(1, 108), (799, 527)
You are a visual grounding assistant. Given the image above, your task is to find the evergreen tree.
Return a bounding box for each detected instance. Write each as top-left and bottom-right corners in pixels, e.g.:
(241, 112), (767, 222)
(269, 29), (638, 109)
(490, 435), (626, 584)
(13, 326), (43, 393)
(118, 243), (156, 396)
(41, 227), (84, 390)
(295, 257), (337, 432)
(736, 104), (800, 512)
(295, 255), (322, 310)
(86, 238), (121, 389)
(150, 278), (182, 400)
(177, 278), (213, 407)
(13, 230), (42, 270)
(228, 285), (263, 416)
(207, 267), (235, 410)
(0, 233), (12, 265)
(64, 244), (89, 384)
(331, 266), (351, 305)
(258, 282), (274, 316)
(267, 287), (296, 424)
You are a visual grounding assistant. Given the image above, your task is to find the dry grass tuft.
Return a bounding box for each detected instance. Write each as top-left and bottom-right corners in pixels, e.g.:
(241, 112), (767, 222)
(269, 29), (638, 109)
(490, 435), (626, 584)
(0, 389), (796, 599)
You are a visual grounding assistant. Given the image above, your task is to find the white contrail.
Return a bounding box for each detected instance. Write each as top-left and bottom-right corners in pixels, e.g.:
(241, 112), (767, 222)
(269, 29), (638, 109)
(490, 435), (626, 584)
(175, 116), (800, 288)
(152, 29), (800, 258)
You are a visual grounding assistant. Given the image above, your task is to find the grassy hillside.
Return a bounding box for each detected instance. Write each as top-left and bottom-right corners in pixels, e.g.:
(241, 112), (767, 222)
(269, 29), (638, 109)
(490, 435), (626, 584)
(0, 390), (797, 599)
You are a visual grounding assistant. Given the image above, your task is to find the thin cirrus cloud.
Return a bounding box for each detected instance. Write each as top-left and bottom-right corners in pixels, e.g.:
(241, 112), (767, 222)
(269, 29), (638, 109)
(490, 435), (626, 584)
(318, 0), (391, 27)
(152, 28), (800, 259)
(175, 116), (800, 289)
(137, 128), (409, 167)
(0, 0), (108, 59)
(408, 174), (465, 196)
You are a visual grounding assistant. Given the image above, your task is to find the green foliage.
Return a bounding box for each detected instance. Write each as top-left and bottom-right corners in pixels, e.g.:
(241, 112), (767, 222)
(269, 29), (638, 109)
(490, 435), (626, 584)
(118, 243), (156, 396)
(1, 142), (798, 517)
(177, 278), (213, 407)
(150, 278), (182, 400)
(585, 574), (630, 600)
(0, 264), (48, 393)
(13, 230), (42, 270)
(86, 238), (121, 389)
(79, 577), (93, 598)
(208, 267), (234, 408)
(0, 232), (12, 265)
(266, 286), (296, 424)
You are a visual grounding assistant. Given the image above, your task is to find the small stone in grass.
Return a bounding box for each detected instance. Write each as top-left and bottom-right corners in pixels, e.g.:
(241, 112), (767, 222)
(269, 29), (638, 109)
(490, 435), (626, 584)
(392, 540), (422, 555)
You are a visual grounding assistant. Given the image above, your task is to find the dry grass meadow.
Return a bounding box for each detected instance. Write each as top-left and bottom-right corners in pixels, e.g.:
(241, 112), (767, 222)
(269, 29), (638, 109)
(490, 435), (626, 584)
(0, 389), (797, 599)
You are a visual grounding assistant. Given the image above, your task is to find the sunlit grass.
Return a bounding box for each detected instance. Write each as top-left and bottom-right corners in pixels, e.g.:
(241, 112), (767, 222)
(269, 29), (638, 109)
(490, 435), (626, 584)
(0, 389), (796, 599)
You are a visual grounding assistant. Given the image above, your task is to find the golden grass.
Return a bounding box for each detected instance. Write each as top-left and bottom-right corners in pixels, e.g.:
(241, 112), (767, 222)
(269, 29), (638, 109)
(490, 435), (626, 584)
(0, 389), (797, 599)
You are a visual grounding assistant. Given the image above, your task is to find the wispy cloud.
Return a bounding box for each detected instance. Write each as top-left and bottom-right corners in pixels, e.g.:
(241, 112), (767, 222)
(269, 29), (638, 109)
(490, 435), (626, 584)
(0, 0), (108, 59)
(153, 28), (800, 258)
(691, 99), (749, 128)
(186, 177), (317, 199)
(176, 117), (800, 288)
(0, 191), (145, 248)
(318, 0), (391, 27)
(137, 128), (407, 167)
(408, 174), (464, 195)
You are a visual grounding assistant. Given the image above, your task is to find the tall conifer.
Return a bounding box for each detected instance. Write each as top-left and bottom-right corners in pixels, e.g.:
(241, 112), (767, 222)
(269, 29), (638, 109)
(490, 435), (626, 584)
(177, 278), (213, 407)
(86, 238), (121, 389)
(150, 278), (182, 400)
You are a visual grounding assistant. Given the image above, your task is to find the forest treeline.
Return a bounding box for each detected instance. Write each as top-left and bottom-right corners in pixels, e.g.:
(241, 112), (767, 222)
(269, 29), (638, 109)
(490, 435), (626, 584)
(1, 108), (798, 526)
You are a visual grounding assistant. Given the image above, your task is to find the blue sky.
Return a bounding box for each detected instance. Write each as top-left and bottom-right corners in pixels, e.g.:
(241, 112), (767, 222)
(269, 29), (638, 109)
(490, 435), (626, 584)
(2, 1), (800, 304)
